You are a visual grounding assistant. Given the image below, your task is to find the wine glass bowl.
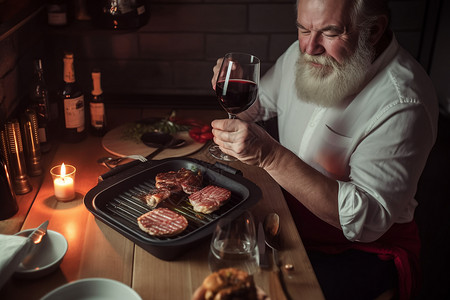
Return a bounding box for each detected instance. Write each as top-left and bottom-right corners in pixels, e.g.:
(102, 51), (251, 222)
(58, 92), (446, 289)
(209, 52), (260, 161)
(208, 211), (259, 275)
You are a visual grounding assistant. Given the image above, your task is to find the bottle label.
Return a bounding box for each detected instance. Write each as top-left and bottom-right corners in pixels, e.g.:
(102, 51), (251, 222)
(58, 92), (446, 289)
(90, 102), (105, 128)
(64, 95), (85, 132)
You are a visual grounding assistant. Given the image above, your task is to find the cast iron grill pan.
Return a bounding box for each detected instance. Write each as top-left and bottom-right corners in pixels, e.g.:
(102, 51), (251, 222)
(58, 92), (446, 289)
(84, 158), (262, 260)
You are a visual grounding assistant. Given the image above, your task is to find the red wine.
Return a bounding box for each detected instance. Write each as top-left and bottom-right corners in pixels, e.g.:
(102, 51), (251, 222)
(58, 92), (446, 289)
(216, 79), (258, 115)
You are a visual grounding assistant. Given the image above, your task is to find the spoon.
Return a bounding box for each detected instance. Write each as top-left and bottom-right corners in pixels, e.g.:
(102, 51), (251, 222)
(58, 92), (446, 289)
(140, 132), (185, 148)
(140, 132), (186, 159)
(264, 213), (291, 300)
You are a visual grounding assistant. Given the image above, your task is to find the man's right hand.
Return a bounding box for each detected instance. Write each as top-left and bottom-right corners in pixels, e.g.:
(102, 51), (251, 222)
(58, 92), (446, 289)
(211, 118), (279, 169)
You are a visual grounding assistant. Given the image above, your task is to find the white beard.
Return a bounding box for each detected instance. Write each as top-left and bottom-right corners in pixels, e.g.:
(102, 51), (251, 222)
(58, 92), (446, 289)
(295, 30), (375, 107)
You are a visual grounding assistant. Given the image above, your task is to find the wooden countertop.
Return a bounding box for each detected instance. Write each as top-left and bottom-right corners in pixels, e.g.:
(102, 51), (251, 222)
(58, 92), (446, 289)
(0, 108), (324, 300)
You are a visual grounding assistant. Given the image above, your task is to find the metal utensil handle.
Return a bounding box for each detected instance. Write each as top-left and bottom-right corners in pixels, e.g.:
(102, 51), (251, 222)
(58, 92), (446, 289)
(272, 249), (292, 300)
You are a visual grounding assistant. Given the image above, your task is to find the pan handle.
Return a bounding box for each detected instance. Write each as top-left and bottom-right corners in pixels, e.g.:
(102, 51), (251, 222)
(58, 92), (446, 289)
(213, 162), (243, 176)
(98, 160), (143, 182)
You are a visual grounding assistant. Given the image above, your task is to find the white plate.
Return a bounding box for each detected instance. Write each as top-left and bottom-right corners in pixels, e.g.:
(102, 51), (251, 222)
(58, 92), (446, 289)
(41, 278), (142, 300)
(13, 229), (68, 279)
(102, 123), (204, 158)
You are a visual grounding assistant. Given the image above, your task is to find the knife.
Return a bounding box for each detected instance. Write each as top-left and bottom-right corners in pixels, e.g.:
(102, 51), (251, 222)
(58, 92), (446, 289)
(28, 220), (49, 244)
(258, 222), (270, 269)
(21, 220), (49, 266)
(98, 147), (165, 182)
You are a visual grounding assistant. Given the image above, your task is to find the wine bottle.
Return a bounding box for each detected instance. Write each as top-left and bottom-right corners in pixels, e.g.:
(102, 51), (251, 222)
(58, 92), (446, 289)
(89, 69), (107, 136)
(60, 52), (86, 143)
(29, 59), (52, 153)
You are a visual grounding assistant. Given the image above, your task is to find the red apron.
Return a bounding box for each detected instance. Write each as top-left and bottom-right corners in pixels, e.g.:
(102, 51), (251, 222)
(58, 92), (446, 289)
(284, 191), (421, 300)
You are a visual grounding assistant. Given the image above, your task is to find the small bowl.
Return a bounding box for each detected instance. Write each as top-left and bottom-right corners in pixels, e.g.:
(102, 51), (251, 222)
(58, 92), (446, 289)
(13, 229), (68, 279)
(41, 278), (142, 300)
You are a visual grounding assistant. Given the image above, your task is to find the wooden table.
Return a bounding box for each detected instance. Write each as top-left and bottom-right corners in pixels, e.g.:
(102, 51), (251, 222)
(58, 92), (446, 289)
(0, 108), (324, 300)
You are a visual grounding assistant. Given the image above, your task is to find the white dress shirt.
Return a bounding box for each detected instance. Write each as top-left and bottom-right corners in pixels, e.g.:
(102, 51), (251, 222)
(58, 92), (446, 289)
(243, 37), (439, 242)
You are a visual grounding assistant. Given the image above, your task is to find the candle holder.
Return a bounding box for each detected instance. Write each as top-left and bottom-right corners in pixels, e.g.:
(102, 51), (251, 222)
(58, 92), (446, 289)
(50, 164), (76, 201)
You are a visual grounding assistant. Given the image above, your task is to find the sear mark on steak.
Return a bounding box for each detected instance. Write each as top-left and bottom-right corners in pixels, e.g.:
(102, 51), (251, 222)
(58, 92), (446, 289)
(145, 184), (183, 207)
(155, 168), (202, 194)
(188, 185), (231, 214)
(145, 168), (203, 207)
(137, 207), (188, 236)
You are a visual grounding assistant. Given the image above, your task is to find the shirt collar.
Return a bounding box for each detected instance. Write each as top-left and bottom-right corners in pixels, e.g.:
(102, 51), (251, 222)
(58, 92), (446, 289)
(364, 34), (399, 83)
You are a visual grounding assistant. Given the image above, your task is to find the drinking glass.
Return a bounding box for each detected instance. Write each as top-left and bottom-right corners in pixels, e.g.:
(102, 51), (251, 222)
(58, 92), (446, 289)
(209, 52), (260, 161)
(208, 210), (259, 274)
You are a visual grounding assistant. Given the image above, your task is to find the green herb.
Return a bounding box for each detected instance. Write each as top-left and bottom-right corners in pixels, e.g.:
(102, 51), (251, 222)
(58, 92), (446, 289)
(122, 115), (190, 143)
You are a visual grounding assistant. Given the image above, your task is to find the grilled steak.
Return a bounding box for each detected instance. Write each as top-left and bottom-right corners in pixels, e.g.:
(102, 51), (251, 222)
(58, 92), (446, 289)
(137, 208), (188, 236)
(145, 189), (171, 207)
(180, 172), (203, 194)
(155, 170), (178, 187)
(146, 168), (203, 207)
(188, 185), (231, 214)
(155, 168), (202, 194)
(144, 184), (182, 207)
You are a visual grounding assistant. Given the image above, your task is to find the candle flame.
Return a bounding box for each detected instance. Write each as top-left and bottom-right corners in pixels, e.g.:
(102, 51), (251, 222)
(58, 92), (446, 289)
(61, 163), (66, 177)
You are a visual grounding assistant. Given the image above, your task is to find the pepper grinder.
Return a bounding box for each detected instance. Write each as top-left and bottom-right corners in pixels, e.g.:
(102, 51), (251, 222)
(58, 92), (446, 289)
(5, 120), (32, 194)
(0, 154), (18, 220)
(0, 128), (11, 176)
(22, 108), (43, 176)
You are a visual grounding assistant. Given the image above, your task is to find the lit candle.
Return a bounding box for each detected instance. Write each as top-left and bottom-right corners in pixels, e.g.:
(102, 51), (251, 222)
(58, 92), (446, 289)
(51, 163), (76, 201)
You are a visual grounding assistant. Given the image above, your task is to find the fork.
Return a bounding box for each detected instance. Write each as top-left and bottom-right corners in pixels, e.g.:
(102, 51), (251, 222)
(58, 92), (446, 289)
(105, 155), (147, 169)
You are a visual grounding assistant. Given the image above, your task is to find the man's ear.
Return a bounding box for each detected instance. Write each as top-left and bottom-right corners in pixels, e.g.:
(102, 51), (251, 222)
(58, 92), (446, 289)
(369, 15), (389, 45)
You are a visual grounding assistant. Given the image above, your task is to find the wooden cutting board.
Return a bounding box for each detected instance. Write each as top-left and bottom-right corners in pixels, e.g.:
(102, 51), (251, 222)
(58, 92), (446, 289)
(102, 123), (206, 159)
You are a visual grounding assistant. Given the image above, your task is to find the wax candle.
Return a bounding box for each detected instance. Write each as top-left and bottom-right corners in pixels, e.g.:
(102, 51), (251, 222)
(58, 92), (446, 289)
(50, 163), (76, 201)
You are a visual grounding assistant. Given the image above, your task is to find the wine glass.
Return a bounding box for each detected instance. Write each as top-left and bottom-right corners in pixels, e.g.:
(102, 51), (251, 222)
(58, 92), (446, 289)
(209, 52), (260, 161)
(208, 210), (259, 275)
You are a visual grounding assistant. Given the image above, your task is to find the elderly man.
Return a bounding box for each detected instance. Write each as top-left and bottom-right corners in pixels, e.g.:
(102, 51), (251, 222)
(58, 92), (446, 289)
(210, 0), (438, 299)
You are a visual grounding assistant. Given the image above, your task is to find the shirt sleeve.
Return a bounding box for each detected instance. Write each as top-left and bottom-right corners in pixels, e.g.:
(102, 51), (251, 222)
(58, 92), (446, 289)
(337, 103), (435, 242)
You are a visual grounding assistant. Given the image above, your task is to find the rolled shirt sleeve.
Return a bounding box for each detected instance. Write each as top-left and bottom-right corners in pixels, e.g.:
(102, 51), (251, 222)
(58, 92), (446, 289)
(337, 102), (436, 242)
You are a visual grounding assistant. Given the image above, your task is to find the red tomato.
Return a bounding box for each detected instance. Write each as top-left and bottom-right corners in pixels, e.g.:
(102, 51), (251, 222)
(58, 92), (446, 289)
(189, 125), (213, 143)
